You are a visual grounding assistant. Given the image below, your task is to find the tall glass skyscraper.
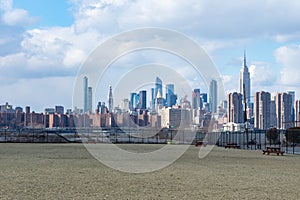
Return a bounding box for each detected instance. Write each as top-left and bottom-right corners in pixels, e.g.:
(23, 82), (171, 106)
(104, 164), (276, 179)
(83, 76), (88, 113)
(209, 79), (218, 113)
(166, 84), (177, 107)
(130, 92), (139, 111)
(151, 88), (155, 110)
(166, 84), (174, 95)
(288, 91), (295, 122)
(138, 90), (147, 110)
(200, 93), (208, 103)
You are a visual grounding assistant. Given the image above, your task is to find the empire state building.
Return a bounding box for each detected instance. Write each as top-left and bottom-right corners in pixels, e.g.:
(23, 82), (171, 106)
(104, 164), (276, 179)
(239, 50), (251, 106)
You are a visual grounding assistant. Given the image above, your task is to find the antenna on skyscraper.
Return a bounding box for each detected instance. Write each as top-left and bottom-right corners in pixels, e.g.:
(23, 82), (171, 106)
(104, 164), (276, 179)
(243, 47), (247, 68)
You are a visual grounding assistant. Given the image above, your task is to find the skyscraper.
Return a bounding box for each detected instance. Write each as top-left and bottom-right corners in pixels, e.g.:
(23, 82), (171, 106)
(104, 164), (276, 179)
(155, 88), (165, 111)
(275, 93), (281, 129)
(254, 91), (271, 130)
(239, 50), (251, 106)
(200, 93), (208, 103)
(120, 98), (130, 112)
(192, 88), (202, 109)
(166, 84), (177, 107)
(55, 106), (64, 115)
(155, 77), (163, 100)
(108, 85), (113, 112)
(288, 91), (295, 122)
(209, 80), (218, 113)
(130, 92), (139, 111)
(138, 90), (147, 110)
(151, 88), (155, 110)
(295, 100), (300, 127)
(166, 84), (174, 96)
(83, 76), (88, 113)
(97, 102), (107, 114)
(88, 86), (92, 113)
(228, 92), (244, 123)
(276, 92), (292, 129)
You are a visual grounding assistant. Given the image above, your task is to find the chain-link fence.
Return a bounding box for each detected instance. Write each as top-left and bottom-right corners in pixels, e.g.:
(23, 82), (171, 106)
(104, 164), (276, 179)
(216, 130), (300, 155)
(1, 128), (300, 155)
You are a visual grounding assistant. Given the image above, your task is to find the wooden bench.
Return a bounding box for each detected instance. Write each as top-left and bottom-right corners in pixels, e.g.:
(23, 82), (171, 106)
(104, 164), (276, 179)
(262, 147), (284, 156)
(225, 143), (240, 149)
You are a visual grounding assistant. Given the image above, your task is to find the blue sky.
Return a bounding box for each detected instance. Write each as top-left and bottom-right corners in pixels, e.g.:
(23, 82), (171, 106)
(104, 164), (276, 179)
(14, 0), (73, 27)
(0, 0), (300, 112)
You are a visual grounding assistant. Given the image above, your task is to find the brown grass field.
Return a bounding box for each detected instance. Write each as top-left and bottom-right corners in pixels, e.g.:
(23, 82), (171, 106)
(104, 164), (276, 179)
(0, 143), (300, 199)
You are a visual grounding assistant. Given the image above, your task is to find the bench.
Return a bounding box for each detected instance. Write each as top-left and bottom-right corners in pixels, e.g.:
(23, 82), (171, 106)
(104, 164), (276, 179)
(262, 147), (284, 156)
(225, 143), (240, 149)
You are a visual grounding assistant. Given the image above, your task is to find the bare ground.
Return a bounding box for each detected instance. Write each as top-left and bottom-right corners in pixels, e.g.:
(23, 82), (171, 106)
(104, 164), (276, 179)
(0, 143), (299, 199)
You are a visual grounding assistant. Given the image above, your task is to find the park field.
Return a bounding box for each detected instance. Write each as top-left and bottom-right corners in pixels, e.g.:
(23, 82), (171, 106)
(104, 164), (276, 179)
(0, 143), (300, 199)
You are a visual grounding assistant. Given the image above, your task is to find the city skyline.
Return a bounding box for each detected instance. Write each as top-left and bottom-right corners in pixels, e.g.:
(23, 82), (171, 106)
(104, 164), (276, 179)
(0, 71), (299, 132)
(1, 73), (298, 114)
(0, 71), (298, 115)
(0, 1), (300, 112)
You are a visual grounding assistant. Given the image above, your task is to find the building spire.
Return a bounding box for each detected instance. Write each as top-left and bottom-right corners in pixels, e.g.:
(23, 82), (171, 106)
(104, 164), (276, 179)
(243, 48), (247, 68)
(108, 85), (113, 112)
(156, 88), (162, 99)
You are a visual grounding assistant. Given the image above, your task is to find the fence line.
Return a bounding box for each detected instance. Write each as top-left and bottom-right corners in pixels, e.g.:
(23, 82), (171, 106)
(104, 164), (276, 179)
(216, 130), (300, 155)
(0, 128), (299, 155)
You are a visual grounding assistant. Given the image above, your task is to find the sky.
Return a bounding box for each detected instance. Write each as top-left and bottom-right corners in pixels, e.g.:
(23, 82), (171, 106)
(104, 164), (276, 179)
(0, 0), (300, 112)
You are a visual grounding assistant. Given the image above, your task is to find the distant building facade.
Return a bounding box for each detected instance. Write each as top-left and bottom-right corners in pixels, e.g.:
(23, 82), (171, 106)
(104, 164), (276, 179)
(228, 92), (244, 123)
(254, 91), (271, 130)
(295, 100), (300, 127)
(276, 92), (293, 129)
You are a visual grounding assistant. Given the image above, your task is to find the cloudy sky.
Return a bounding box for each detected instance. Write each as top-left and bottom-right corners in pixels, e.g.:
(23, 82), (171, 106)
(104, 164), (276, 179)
(0, 0), (300, 112)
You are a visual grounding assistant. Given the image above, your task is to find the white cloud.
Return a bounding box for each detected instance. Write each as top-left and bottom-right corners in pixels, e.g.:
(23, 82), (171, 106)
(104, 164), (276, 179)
(0, 26), (100, 82)
(0, 0), (37, 27)
(2, 0), (300, 82)
(68, 0), (300, 39)
(222, 74), (239, 94)
(0, 0), (12, 11)
(249, 63), (277, 87)
(2, 8), (37, 26)
(274, 32), (300, 43)
(0, 0), (36, 56)
(1, 0), (300, 108)
(274, 44), (300, 86)
(63, 48), (86, 67)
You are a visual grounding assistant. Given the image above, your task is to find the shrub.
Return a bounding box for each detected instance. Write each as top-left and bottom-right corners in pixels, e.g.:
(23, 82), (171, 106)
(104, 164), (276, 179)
(286, 127), (300, 144)
(266, 128), (279, 145)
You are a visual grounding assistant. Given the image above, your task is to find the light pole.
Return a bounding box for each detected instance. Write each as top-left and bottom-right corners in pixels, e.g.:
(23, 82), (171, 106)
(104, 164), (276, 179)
(243, 84), (249, 149)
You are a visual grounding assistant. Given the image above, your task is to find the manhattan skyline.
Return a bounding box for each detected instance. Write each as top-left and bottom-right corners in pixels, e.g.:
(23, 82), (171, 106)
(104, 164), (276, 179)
(0, 1), (300, 112)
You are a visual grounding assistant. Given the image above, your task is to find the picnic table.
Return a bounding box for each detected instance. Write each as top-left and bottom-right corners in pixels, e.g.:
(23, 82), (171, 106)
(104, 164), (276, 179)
(225, 143), (240, 149)
(263, 146), (284, 155)
(195, 141), (207, 147)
